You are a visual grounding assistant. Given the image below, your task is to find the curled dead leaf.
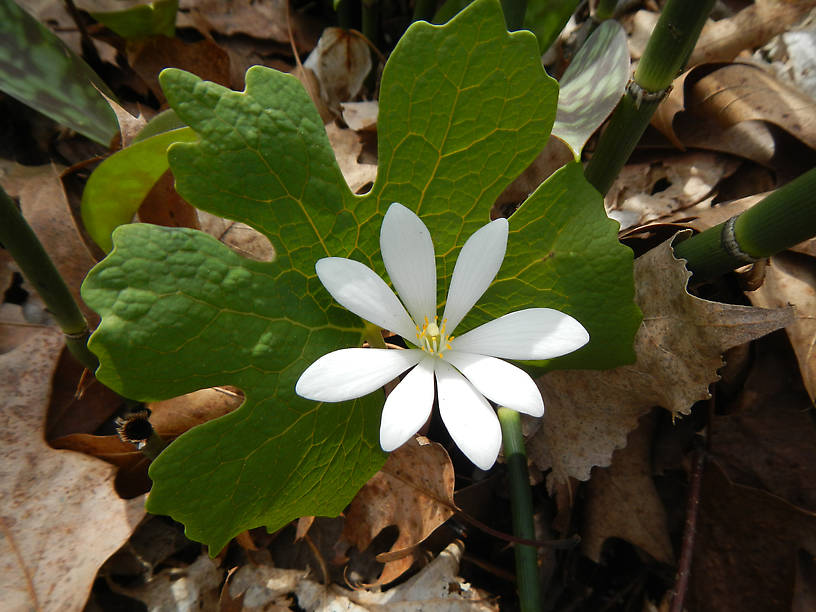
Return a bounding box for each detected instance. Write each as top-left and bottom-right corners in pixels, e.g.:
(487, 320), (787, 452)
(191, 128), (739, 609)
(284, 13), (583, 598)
(746, 252), (816, 404)
(582, 411), (674, 564)
(526, 232), (794, 486)
(342, 437), (456, 585)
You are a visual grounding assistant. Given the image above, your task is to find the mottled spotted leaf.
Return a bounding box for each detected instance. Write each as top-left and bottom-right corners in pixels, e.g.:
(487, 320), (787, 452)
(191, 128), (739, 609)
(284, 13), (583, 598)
(0, 0), (118, 145)
(552, 20), (629, 158)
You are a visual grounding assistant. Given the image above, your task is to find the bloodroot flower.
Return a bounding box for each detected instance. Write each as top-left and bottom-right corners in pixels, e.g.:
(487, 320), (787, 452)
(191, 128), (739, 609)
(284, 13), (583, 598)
(296, 203), (589, 469)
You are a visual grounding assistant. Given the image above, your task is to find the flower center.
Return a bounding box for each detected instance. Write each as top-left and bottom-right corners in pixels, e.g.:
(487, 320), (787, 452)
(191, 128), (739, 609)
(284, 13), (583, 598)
(416, 316), (453, 358)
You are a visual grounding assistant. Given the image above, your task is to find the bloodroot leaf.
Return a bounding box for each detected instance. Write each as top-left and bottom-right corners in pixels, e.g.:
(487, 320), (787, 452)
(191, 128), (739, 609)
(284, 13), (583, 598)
(81, 0), (639, 551)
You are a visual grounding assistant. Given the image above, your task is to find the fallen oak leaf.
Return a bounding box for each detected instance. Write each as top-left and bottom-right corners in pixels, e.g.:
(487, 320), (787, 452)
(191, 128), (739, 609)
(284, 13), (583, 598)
(582, 411), (674, 564)
(746, 252), (816, 404)
(527, 232), (794, 486)
(342, 437), (456, 585)
(0, 330), (144, 611)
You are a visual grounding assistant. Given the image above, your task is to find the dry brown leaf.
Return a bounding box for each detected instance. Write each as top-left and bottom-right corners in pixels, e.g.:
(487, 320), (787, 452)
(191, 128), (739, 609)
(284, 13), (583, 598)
(46, 346), (123, 438)
(292, 64), (333, 123)
(148, 386), (244, 435)
(137, 169), (201, 231)
(325, 122), (378, 194)
(653, 62), (816, 171)
(582, 411), (674, 564)
(0, 304), (37, 355)
(177, 0), (308, 46)
(0, 329), (144, 611)
(625, 10), (659, 60)
(605, 152), (740, 230)
(296, 541), (498, 611)
(111, 553), (222, 610)
(746, 252), (816, 403)
(689, 463), (816, 611)
(342, 437), (456, 585)
(0, 163), (98, 324)
(95, 90), (148, 149)
(341, 101), (379, 132)
(689, 0), (816, 66)
(693, 62), (816, 149)
(304, 28), (371, 113)
(127, 36), (232, 100)
(198, 210), (276, 262)
(526, 232), (794, 485)
(230, 541), (496, 611)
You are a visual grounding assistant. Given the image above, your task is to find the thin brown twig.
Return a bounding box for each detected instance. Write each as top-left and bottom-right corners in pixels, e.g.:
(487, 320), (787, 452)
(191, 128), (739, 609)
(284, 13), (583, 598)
(670, 447), (706, 612)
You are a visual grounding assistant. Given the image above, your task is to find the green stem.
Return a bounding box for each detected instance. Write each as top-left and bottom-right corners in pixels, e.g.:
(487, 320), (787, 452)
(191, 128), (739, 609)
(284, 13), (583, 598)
(412, 0), (436, 22)
(584, 0), (715, 195)
(361, 0), (379, 49)
(500, 0), (527, 31)
(593, 0), (619, 21)
(497, 407), (541, 612)
(363, 321), (387, 348)
(674, 167), (816, 282)
(335, 0), (351, 30)
(0, 185), (99, 372)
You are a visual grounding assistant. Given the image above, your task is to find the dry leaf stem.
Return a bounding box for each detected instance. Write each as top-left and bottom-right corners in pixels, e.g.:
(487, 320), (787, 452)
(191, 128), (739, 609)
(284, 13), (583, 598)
(584, 0), (715, 195)
(675, 167), (816, 282)
(497, 407), (542, 612)
(0, 185), (98, 372)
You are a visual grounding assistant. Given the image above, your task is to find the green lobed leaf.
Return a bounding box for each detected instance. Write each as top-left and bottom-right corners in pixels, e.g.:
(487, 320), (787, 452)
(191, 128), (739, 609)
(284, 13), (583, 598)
(0, 0), (119, 145)
(474, 162), (640, 369)
(552, 20), (629, 158)
(83, 224), (383, 550)
(81, 127), (197, 252)
(82, 0), (638, 551)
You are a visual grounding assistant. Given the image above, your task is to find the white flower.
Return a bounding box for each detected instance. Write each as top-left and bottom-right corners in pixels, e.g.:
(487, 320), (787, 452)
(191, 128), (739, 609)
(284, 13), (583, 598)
(296, 203), (589, 470)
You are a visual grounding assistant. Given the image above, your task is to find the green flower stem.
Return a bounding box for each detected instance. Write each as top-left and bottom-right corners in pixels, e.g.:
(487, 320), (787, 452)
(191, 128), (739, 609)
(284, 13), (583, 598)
(500, 0), (527, 31)
(674, 167), (816, 282)
(497, 407), (541, 612)
(0, 185), (98, 371)
(584, 0), (715, 195)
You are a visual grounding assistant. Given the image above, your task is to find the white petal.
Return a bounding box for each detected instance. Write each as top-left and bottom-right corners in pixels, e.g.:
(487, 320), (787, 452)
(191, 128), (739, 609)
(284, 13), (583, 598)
(435, 360), (502, 470)
(316, 257), (416, 339)
(380, 356), (436, 451)
(380, 203), (437, 323)
(444, 351), (544, 417)
(451, 308), (589, 360)
(442, 218), (508, 333)
(296, 348), (422, 402)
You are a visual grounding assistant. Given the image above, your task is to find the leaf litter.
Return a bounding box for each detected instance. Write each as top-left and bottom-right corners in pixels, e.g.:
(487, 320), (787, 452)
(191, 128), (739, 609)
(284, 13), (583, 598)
(3, 1), (816, 610)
